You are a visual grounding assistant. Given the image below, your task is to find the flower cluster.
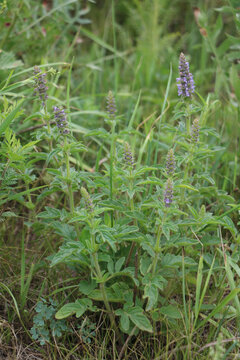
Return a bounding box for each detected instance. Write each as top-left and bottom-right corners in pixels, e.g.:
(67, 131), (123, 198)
(53, 106), (69, 135)
(164, 179), (174, 208)
(81, 187), (94, 213)
(191, 118), (200, 143)
(33, 66), (48, 107)
(176, 53), (195, 97)
(124, 142), (134, 167)
(106, 90), (117, 119)
(166, 149), (175, 176)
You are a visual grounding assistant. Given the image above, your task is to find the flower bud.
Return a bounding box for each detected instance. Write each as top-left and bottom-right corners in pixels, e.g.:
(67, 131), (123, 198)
(33, 66), (48, 107)
(106, 90), (117, 119)
(166, 149), (175, 176)
(81, 187), (94, 213)
(124, 142), (134, 167)
(164, 179), (173, 208)
(191, 118), (200, 143)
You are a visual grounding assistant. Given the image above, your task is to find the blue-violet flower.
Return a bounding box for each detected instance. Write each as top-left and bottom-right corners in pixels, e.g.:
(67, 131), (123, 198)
(176, 53), (195, 97)
(33, 66), (48, 107)
(53, 106), (69, 135)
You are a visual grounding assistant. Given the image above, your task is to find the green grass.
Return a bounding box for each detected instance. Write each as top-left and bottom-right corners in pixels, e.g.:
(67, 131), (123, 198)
(0, 0), (239, 359)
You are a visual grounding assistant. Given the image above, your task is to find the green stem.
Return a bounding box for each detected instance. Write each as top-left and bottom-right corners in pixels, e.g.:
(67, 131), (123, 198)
(125, 169), (137, 267)
(65, 146), (74, 215)
(151, 224), (162, 275)
(64, 137), (80, 239)
(91, 231), (120, 338)
(44, 104), (52, 152)
(185, 102), (191, 135)
(151, 212), (167, 275)
(109, 119), (116, 227)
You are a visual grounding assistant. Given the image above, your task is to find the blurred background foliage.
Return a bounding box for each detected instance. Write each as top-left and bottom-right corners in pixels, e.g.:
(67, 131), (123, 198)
(0, 0), (239, 190)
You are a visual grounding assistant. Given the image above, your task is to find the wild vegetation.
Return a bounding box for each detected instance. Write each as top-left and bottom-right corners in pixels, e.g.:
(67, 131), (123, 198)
(0, 0), (239, 359)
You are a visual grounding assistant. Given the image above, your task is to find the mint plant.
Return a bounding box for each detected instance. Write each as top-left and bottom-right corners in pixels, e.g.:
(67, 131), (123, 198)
(46, 54), (239, 351)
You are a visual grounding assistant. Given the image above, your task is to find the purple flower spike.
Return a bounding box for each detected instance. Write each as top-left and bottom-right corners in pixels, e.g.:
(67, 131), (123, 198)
(81, 187), (94, 213)
(166, 149), (175, 176)
(33, 66), (48, 107)
(106, 90), (117, 119)
(191, 118), (200, 143)
(53, 106), (69, 135)
(124, 142), (134, 167)
(164, 179), (173, 208)
(176, 53), (195, 98)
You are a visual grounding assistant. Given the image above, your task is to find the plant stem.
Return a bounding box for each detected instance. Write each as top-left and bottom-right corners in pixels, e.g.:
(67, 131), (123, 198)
(185, 101), (191, 135)
(65, 139), (74, 215)
(125, 169), (137, 268)
(151, 212), (166, 275)
(109, 119), (116, 227)
(64, 137), (80, 239)
(44, 104), (52, 152)
(90, 230), (120, 338)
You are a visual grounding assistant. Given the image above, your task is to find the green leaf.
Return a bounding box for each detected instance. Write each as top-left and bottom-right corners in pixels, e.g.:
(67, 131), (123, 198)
(140, 257), (152, 275)
(79, 280), (96, 295)
(143, 284), (158, 311)
(88, 288), (124, 303)
(85, 128), (109, 138)
(176, 184), (199, 192)
(0, 100), (24, 135)
(121, 311), (130, 332)
(0, 51), (23, 70)
(55, 298), (93, 319)
(97, 227), (116, 252)
(135, 167), (158, 176)
(116, 309), (130, 332)
(115, 257), (125, 272)
(127, 306), (153, 333)
(173, 238), (199, 246)
(161, 254), (197, 268)
(222, 216), (238, 236)
(159, 305), (182, 319)
(50, 241), (85, 267)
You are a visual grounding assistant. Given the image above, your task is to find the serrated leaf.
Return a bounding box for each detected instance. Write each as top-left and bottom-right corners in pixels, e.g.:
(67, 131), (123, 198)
(88, 288), (124, 303)
(135, 167), (158, 176)
(127, 307), (153, 333)
(55, 298), (93, 319)
(79, 280), (96, 295)
(161, 254), (197, 268)
(50, 241), (85, 267)
(116, 309), (130, 332)
(174, 238), (199, 246)
(97, 228), (116, 252)
(1, 211), (17, 217)
(159, 305), (182, 319)
(176, 184), (199, 192)
(0, 100), (24, 135)
(0, 51), (23, 70)
(115, 257), (125, 272)
(143, 284), (158, 311)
